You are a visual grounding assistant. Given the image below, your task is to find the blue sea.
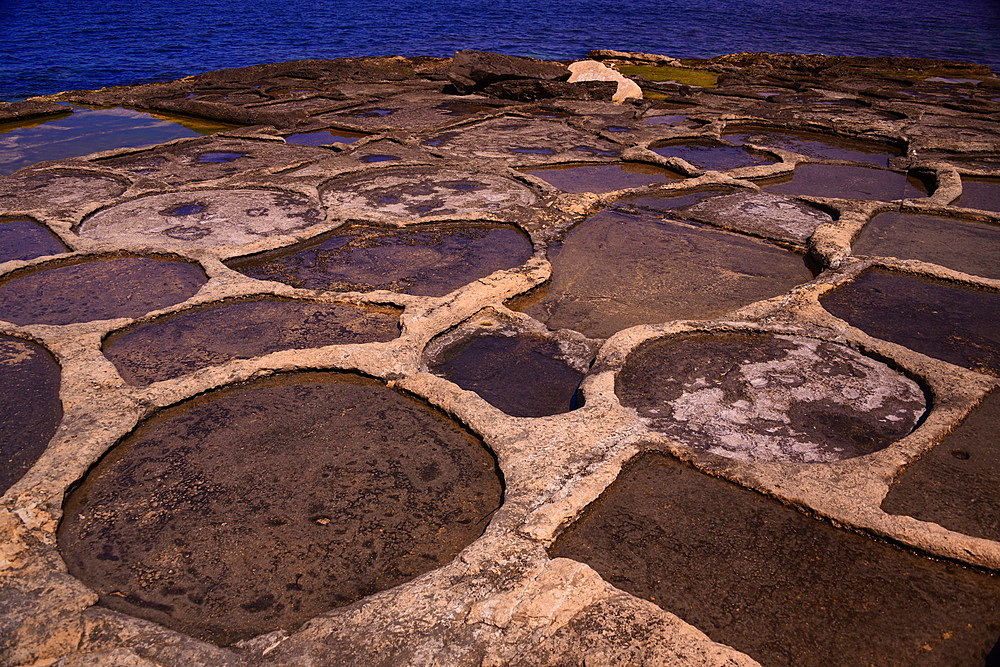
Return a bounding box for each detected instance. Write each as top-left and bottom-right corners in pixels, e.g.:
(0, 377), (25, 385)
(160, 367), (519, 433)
(1, 0), (998, 102)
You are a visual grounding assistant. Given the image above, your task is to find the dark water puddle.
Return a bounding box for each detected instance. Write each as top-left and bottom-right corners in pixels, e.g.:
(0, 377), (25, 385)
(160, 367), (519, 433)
(550, 452), (1000, 667)
(57, 371), (502, 645)
(285, 130), (365, 146)
(511, 147), (555, 155)
(853, 212), (1000, 279)
(0, 256), (206, 325)
(0, 335), (61, 494)
(164, 204), (207, 217)
(641, 114), (688, 125)
(956, 177), (1000, 213)
(510, 208), (813, 339)
(351, 108), (396, 118)
(227, 223), (532, 297)
(0, 217), (69, 263)
(434, 101), (495, 116)
(357, 154), (400, 163)
(724, 127), (903, 167)
(821, 269), (1000, 375)
(883, 390), (1000, 542)
(429, 333), (586, 417)
(0, 105), (236, 175)
(196, 151), (245, 163)
(761, 164), (929, 201)
(650, 140), (775, 171)
(522, 163), (683, 194)
(616, 332), (925, 463)
(104, 299), (402, 385)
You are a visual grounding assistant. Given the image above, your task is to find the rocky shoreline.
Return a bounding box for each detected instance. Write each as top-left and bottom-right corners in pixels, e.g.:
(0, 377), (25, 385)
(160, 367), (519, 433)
(1, 50), (998, 666)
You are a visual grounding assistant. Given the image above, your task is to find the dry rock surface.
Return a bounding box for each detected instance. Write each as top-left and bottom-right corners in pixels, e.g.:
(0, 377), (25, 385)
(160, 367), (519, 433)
(1, 50), (999, 666)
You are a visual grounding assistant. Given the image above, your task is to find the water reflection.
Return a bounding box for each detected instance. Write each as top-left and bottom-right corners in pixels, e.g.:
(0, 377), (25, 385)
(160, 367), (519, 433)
(0, 105), (236, 174)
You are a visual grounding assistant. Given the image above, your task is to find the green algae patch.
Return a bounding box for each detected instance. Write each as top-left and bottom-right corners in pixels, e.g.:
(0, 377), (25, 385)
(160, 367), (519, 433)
(618, 65), (719, 87)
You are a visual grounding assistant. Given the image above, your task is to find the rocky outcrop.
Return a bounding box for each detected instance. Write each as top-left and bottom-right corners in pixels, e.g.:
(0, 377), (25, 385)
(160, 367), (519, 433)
(480, 78), (617, 102)
(0, 100), (68, 124)
(567, 60), (643, 103)
(447, 50), (569, 93)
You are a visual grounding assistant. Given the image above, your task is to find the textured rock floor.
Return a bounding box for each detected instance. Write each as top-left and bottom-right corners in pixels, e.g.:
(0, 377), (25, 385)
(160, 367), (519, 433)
(1, 51), (999, 666)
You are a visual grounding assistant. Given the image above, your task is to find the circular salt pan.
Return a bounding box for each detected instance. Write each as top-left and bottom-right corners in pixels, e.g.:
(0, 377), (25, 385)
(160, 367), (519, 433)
(57, 372), (502, 645)
(77, 189), (325, 250)
(319, 166), (537, 221)
(616, 332), (926, 463)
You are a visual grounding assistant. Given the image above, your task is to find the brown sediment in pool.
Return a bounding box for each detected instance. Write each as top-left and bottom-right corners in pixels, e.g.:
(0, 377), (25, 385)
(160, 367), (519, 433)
(57, 371), (502, 646)
(0, 217), (70, 263)
(820, 269), (1000, 375)
(549, 452), (1000, 666)
(0, 334), (61, 493)
(227, 222), (533, 297)
(723, 127), (903, 167)
(615, 332), (925, 463)
(956, 176), (1000, 212)
(0, 256), (206, 325)
(882, 389), (1000, 542)
(649, 139), (775, 171)
(284, 129), (366, 146)
(103, 299), (402, 385)
(522, 162), (683, 193)
(760, 164), (930, 201)
(510, 207), (813, 338)
(852, 211), (1000, 279)
(428, 333), (589, 417)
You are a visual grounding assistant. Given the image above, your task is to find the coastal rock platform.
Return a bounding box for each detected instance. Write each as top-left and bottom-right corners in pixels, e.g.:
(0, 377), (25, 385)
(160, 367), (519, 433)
(1, 50), (999, 666)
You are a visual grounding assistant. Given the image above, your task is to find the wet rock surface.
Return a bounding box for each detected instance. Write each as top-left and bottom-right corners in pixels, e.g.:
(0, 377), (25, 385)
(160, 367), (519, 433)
(761, 164), (929, 201)
(722, 127), (902, 167)
(616, 332), (925, 463)
(0, 335), (61, 493)
(429, 332), (587, 417)
(228, 222), (532, 296)
(425, 313), (597, 418)
(512, 207), (813, 338)
(57, 372), (502, 646)
(650, 139), (775, 171)
(641, 190), (833, 246)
(852, 211), (1000, 279)
(0, 106), (234, 175)
(550, 452), (1000, 666)
(956, 176), (1000, 212)
(883, 390), (1000, 542)
(0, 256), (206, 325)
(2, 51), (1000, 666)
(522, 162), (681, 193)
(821, 269), (1000, 375)
(103, 299), (402, 385)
